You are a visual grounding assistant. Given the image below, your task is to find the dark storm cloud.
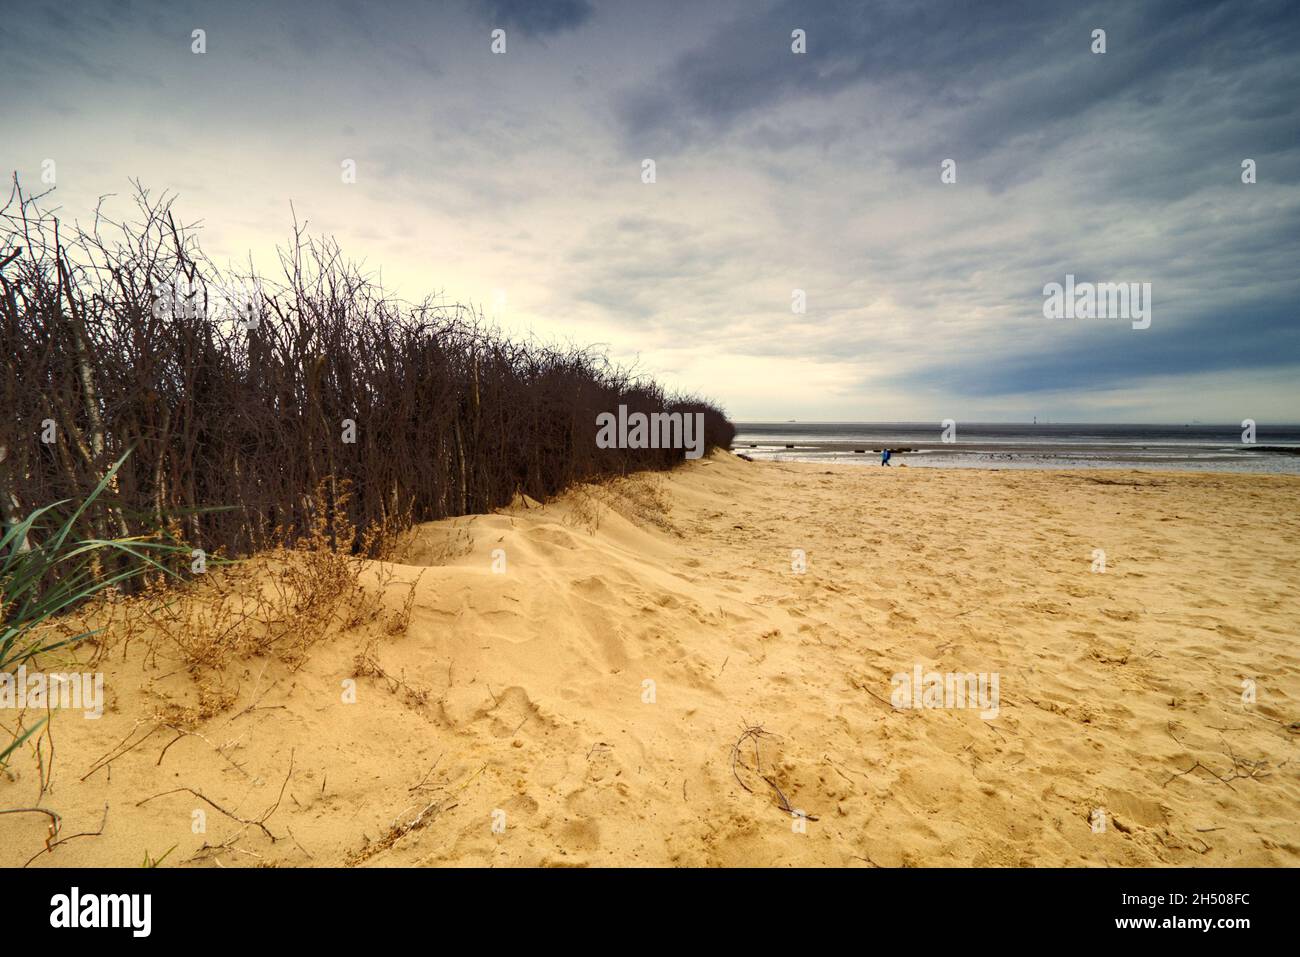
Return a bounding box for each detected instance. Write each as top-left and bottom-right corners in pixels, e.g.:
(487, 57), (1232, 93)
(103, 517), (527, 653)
(620, 0), (1300, 170)
(470, 0), (594, 36)
(900, 294), (1300, 399)
(890, 199), (1300, 400)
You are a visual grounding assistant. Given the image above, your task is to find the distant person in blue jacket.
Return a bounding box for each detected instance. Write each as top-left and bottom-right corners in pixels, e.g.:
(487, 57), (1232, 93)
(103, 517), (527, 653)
(881, 448), (891, 467)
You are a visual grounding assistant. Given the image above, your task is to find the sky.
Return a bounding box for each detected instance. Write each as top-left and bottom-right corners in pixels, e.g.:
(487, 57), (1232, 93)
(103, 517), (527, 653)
(3, 0), (1298, 422)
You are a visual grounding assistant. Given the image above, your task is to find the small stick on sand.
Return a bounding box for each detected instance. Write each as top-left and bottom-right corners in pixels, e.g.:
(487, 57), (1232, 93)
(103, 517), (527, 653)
(409, 753), (444, 792)
(21, 803), (108, 868)
(156, 724), (249, 776)
(731, 723), (820, 820)
(286, 826), (314, 860)
(138, 786), (278, 840)
(731, 723), (771, 794)
(862, 687), (897, 714)
(0, 806), (62, 851)
(138, 749), (295, 843)
(81, 720), (159, 781)
(1162, 760), (1237, 790)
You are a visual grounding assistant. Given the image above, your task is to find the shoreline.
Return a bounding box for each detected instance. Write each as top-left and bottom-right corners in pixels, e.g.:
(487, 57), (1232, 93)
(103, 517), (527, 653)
(733, 422), (1300, 474)
(735, 447), (1300, 474)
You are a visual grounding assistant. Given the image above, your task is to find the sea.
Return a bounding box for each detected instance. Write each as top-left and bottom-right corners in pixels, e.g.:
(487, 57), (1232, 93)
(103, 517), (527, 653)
(732, 422), (1300, 474)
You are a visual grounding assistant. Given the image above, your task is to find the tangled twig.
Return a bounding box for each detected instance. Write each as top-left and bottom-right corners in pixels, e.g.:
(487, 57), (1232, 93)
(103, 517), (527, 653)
(730, 722), (819, 821)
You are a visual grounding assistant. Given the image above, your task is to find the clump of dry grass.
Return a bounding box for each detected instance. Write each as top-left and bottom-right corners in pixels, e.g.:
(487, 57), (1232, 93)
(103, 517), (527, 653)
(563, 471), (677, 536)
(352, 634), (430, 710)
(132, 482), (377, 674)
(148, 680), (238, 731)
(391, 520), (475, 566)
(61, 481), (425, 728)
(0, 479), (429, 752)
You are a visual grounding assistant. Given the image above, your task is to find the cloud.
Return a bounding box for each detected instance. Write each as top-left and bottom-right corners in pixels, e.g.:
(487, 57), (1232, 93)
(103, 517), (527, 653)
(618, 0), (1300, 188)
(4, 0), (1297, 420)
(470, 0), (594, 36)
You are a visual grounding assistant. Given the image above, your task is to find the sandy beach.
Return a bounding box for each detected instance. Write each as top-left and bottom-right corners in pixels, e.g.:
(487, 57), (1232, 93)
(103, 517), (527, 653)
(3, 454), (1298, 867)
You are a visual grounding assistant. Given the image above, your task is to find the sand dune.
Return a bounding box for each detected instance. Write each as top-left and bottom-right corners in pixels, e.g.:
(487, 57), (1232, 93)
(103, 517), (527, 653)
(4, 454), (1298, 867)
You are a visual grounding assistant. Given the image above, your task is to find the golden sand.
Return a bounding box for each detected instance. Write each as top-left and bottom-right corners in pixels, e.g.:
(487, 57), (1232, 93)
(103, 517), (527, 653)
(3, 454), (1298, 866)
